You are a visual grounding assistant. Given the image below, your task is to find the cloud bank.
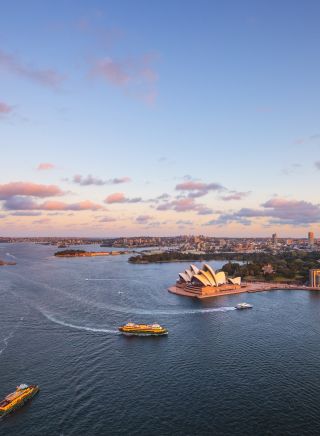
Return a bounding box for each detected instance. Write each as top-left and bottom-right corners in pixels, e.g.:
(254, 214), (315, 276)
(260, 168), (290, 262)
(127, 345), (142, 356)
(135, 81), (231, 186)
(208, 198), (320, 226)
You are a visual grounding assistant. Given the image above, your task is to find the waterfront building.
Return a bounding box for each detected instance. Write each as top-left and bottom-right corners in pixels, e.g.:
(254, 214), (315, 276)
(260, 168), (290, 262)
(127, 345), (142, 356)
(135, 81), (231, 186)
(309, 269), (320, 287)
(308, 231), (315, 246)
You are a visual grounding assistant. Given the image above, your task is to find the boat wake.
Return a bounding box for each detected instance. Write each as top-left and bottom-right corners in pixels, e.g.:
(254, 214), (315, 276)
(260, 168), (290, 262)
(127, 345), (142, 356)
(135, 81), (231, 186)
(5, 253), (16, 259)
(41, 312), (119, 335)
(0, 331), (15, 356)
(0, 317), (24, 357)
(123, 306), (236, 315)
(41, 307), (235, 336)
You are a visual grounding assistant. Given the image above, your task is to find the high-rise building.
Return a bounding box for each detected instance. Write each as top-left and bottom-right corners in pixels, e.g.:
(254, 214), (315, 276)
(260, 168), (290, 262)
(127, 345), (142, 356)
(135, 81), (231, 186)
(309, 269), (320, 287)
(308, 231), (315, 246)
(272, 233), (277, 246)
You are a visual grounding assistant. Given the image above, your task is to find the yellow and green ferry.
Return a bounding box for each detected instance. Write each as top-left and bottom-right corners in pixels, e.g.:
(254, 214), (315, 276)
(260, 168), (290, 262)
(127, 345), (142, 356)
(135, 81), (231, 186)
(119, 323), (168, 336)
(0, 384), (39, 417)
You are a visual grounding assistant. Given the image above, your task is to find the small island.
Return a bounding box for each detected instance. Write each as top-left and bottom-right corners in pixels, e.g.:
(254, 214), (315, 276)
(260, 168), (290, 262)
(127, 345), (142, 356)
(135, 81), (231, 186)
(54, 249), (126, 257)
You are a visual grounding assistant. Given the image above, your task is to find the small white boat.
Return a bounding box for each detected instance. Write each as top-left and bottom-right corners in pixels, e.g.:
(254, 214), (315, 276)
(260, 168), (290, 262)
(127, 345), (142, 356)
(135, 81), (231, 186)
(235, 303), (253, 310)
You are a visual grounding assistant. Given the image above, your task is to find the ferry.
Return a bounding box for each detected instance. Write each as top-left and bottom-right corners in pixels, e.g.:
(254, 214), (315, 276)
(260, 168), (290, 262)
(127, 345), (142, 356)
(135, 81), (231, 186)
(0, 384), (39, 417)
(119, 323), (168, 336)
(235, 303), (253, 310)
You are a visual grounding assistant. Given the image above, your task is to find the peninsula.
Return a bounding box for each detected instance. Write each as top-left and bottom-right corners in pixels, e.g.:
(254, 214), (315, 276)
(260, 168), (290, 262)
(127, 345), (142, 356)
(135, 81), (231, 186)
(54, 249), (126, 257)
(169, 262), (320, 299)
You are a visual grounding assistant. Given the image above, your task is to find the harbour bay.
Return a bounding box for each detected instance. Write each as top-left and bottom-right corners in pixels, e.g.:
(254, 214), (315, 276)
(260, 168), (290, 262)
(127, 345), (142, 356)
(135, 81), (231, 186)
(1, 243), (320, 435)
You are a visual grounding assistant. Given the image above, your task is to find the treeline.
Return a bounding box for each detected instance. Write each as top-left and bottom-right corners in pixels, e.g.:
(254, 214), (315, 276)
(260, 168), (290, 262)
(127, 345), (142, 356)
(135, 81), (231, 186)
(54, 250), (86, 256)
(128, 251), (226, 264)
(222, 251), (320, 283)
(129, 250), (320, 283)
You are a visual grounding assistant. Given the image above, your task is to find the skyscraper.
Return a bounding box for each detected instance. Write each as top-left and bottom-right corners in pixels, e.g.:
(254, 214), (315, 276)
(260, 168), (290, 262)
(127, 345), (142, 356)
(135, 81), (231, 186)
(272, 233), (277, 246)
(308, 231), (315, 246)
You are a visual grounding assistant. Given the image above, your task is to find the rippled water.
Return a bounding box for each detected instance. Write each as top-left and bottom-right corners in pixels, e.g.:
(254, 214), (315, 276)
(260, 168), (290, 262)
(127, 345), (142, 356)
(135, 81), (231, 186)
(1, 243), (320, 435)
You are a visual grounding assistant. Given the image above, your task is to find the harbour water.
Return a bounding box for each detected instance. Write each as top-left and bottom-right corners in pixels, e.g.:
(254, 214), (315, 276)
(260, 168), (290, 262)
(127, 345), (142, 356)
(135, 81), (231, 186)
(1, 243), (320, 435)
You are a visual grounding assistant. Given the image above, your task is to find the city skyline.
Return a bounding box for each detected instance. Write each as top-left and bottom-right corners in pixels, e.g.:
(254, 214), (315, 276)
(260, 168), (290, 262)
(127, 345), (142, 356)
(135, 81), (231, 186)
(1, 0), (320, 237)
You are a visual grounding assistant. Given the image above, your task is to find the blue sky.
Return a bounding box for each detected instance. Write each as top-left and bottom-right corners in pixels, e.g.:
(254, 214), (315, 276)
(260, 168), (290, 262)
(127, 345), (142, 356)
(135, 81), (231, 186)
(1, 0), (320, 236)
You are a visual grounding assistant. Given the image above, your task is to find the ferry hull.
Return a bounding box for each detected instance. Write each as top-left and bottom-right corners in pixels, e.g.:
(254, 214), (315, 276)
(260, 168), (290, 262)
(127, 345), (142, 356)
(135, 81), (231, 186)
(0, 386), (39, 418)
(119, 330), (168, 336)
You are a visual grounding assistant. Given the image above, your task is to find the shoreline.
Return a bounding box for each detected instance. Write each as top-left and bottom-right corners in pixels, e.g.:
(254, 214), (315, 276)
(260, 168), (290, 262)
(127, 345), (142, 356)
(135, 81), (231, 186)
(168, 282), (320, 299)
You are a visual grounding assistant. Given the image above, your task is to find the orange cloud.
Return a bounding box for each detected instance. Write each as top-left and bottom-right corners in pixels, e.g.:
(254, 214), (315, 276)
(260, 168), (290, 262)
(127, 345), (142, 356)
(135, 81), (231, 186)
(0, 182), (63, 198)
(40, 200), (103, 211)
(105, 192), (141, 204)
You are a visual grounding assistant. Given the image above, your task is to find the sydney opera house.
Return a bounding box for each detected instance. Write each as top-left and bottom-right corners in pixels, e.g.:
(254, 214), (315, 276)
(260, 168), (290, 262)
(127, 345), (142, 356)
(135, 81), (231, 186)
(168, 263), (242, 298)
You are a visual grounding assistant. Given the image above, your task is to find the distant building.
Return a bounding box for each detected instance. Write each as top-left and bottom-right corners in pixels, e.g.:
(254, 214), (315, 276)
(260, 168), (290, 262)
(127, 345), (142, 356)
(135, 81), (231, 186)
(272, 233), (277, 246)
(308, 231), (315, 246)
(309, 269), (320, 287)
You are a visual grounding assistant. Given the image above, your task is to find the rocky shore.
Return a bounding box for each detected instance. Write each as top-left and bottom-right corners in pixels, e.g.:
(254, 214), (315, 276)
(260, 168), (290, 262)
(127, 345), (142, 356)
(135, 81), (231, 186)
(0, 260), (16, 266)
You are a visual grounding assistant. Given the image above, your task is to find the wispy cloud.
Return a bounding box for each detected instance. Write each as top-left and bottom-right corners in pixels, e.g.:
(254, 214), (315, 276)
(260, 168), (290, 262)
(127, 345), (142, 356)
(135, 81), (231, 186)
(148, 193), (170, 203)
(105, 192), (141, 204)
(33, 218), (51, 225)
(136, 214), (152, 224)
(281, 163), (302, 176)
(90, 53), (158, 104)
(220, 191), (250, 201)
(73, 174), (131, 186)
(98, 216), (116, 223)
(10, 211), (42, 216)
(294, 134), (320, 146)
(157, 197), (212, 215)
(0, 48), (65, 89)
(37, 162), (55, 171)
(0, 101), (13, 115)
(176, 219), (193, 225)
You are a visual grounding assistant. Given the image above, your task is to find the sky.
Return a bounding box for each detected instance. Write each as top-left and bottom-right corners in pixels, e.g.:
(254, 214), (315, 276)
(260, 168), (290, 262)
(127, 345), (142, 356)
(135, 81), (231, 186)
(1, 0), (320, 237)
